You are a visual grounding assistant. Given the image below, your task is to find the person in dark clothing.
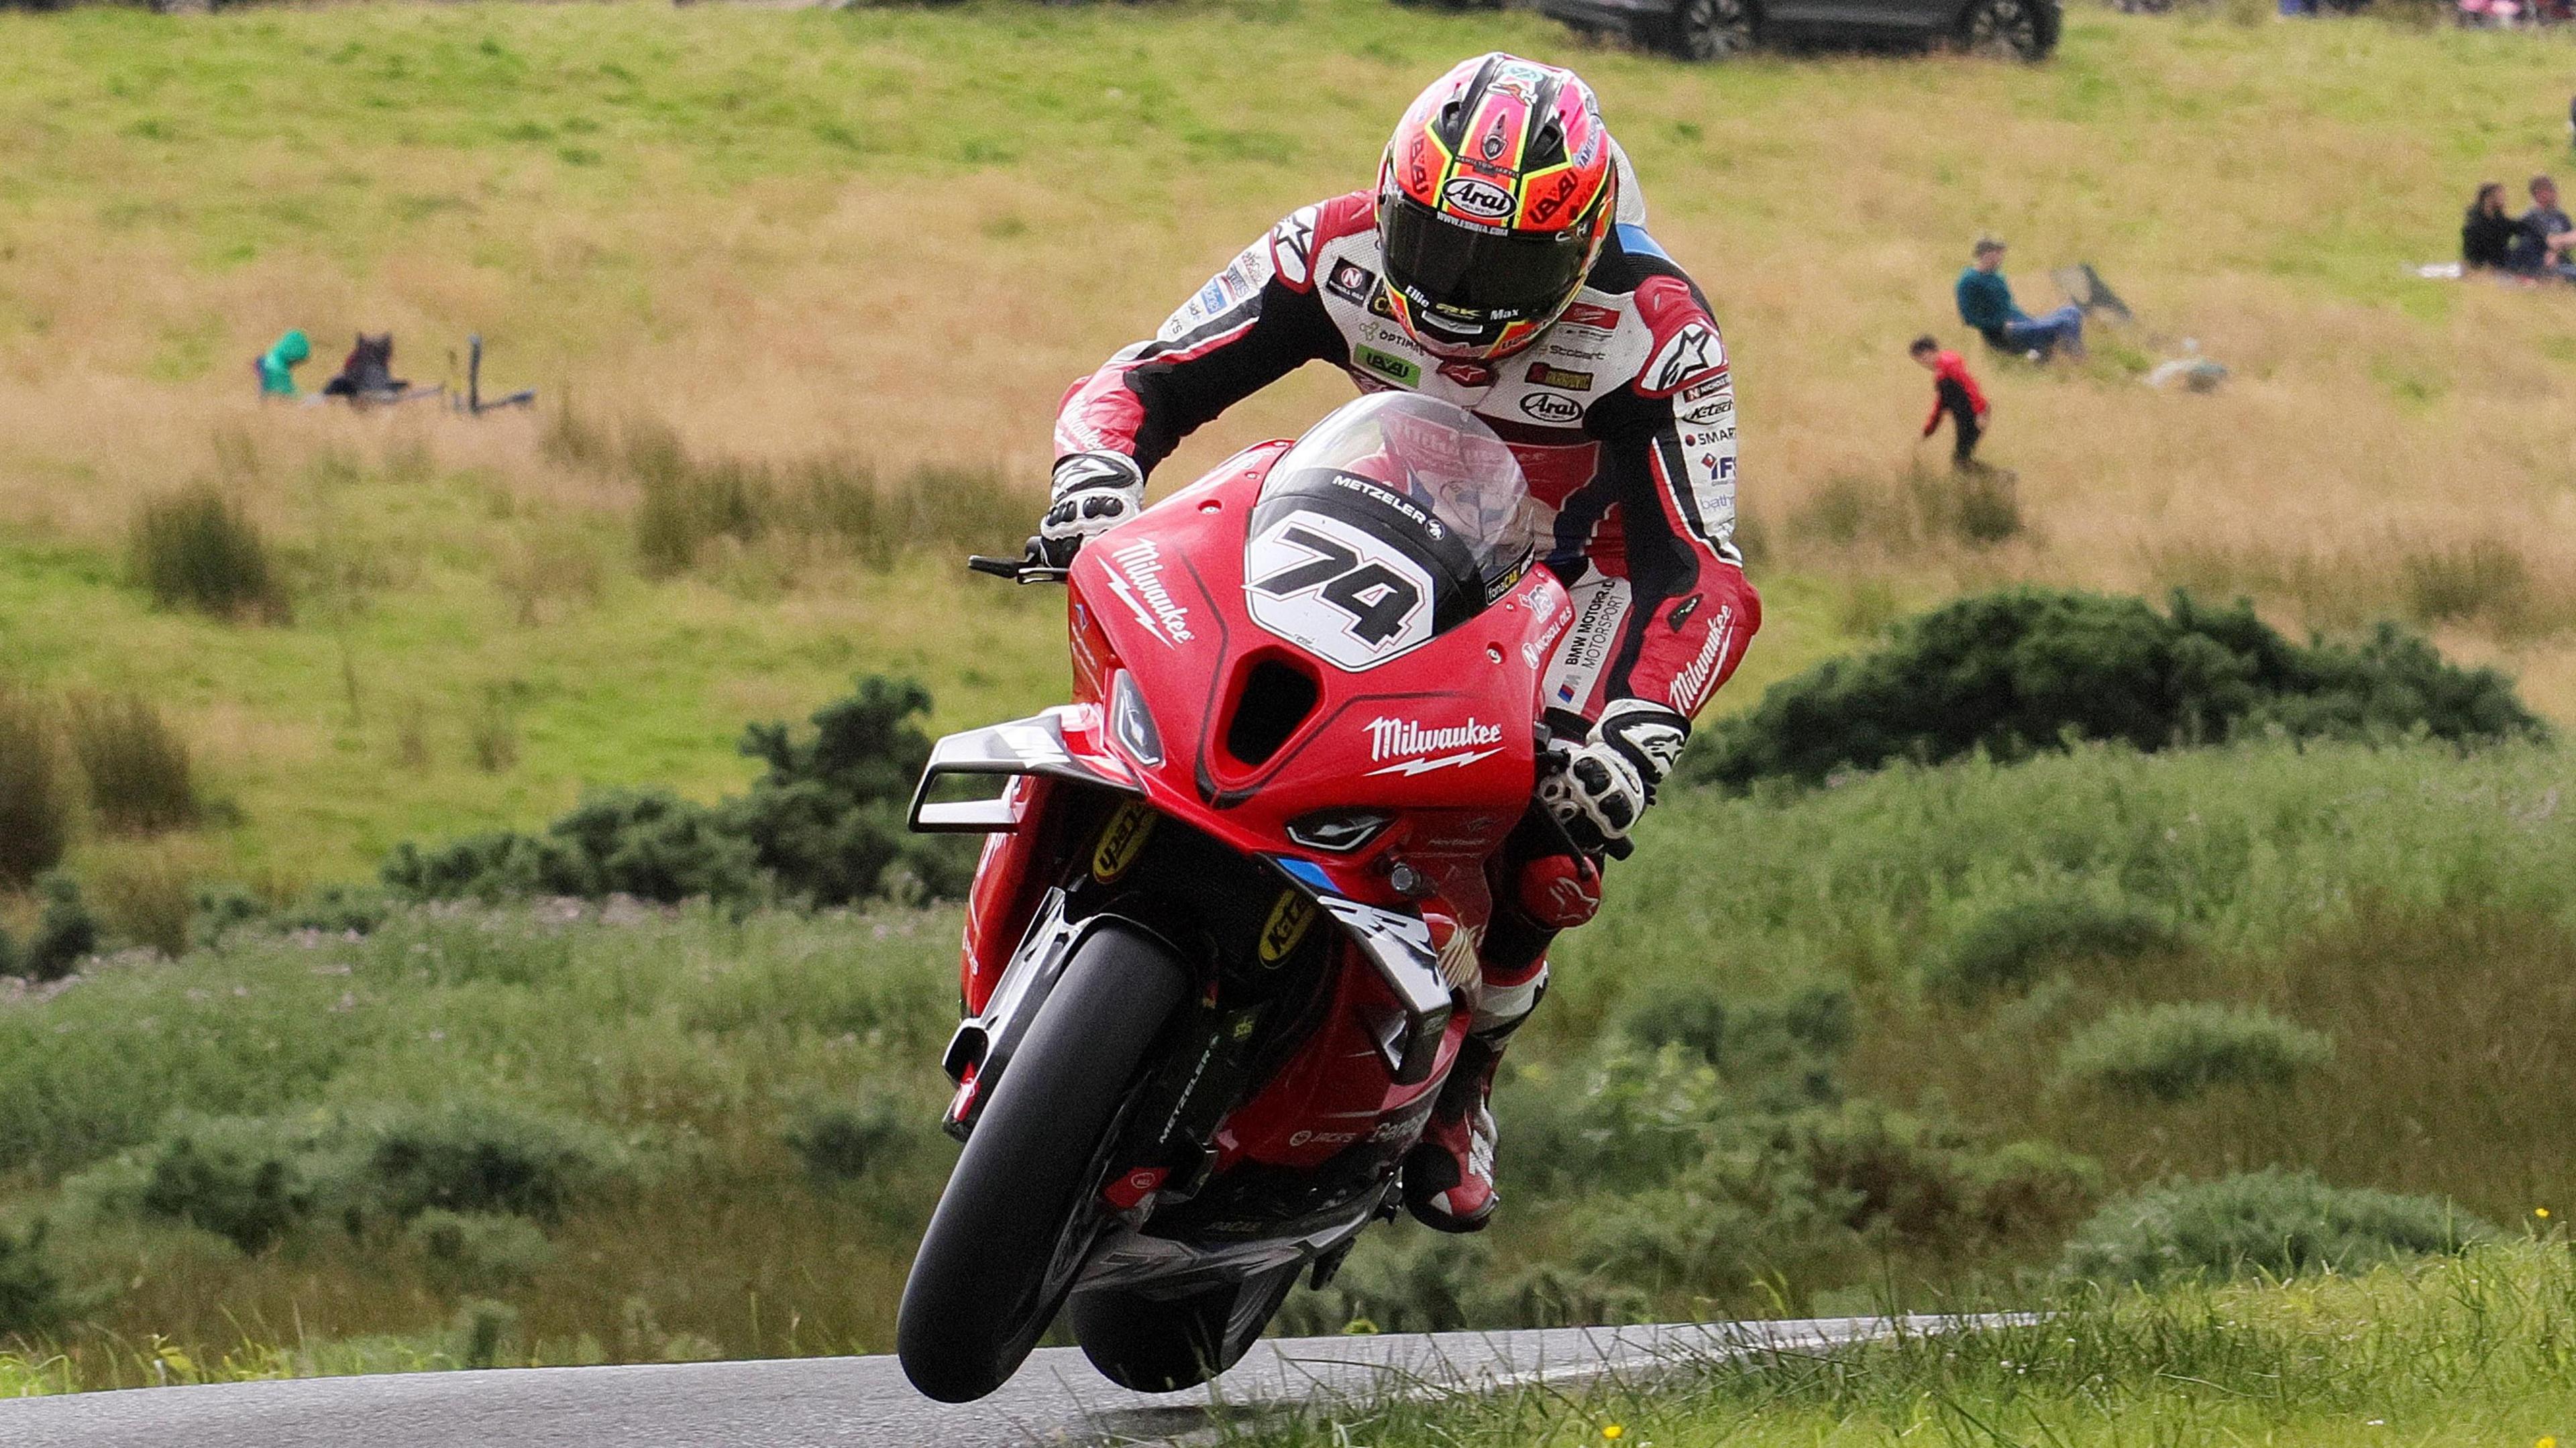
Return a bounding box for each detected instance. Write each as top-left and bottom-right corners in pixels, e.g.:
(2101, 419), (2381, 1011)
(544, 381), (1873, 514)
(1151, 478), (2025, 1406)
(1955, 237), (2084, 359)
(2510, 175), (2576, 279)
(2463, 182), (2521, 271)
(1911, 335), (1990, 469)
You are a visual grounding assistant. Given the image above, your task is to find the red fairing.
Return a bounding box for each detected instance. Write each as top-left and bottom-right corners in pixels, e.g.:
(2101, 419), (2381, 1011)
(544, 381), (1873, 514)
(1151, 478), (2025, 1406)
(959, 774), (1056, 1015)
(1064, 455), (1566, 907)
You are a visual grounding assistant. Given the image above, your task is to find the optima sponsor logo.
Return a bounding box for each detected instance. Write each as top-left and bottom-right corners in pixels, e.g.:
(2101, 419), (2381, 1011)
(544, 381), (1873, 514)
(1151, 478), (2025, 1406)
(1105, 539), (1194, 645)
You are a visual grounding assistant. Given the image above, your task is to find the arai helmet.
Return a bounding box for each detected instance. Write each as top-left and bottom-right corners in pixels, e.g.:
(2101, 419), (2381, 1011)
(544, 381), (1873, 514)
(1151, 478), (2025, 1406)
(1377, 54), (1619, 363)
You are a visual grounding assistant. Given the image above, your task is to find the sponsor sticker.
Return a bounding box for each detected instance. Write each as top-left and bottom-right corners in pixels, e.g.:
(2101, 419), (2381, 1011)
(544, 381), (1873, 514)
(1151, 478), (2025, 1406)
(1271, 205), (1318, 286)
(1245, 512), (1438, 671)
(1646, 321), (1727, 394)
(1365, 716), (1505, 777)
(1438, 359), (1497, 388)
(1518, 390), (1582, 425)
(1524, 362), (1595, 391)
(1257, 891), (1318, 965)
(1560, 301), (1621, 331)
(1442, 175), (1516, 222)
(1102, 538), (1195, 647)
(1091, 801), (1157, 883)
(1353, 345), (1421, 388)
(1326, 259), (1377, 307)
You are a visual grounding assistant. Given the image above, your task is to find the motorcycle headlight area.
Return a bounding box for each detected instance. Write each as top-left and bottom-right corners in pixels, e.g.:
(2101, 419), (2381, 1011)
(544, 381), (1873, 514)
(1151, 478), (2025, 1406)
(1285, 809), (1393, 854)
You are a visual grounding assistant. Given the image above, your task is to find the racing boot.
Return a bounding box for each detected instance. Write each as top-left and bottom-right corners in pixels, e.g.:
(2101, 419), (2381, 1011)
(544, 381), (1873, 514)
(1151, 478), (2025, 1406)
(1401, 1029), (1506, 1233)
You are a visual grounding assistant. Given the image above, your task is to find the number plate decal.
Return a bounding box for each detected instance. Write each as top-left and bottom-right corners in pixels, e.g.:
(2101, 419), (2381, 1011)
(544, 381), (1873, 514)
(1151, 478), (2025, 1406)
(1244, 512), (1436, 671)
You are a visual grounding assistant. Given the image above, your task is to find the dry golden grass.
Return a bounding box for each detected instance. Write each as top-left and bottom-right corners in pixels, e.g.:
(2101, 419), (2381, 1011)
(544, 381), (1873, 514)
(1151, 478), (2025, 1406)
(2, 0), (2574, 889)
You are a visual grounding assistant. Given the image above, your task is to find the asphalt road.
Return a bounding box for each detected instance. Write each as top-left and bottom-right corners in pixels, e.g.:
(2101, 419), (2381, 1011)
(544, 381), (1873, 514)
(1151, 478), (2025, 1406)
(0, 1315), (1956, 1448)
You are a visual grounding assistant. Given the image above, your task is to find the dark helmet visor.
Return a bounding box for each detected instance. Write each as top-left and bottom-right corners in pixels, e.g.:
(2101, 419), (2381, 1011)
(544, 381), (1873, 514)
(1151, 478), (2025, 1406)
(1380, 196), (1591, 324)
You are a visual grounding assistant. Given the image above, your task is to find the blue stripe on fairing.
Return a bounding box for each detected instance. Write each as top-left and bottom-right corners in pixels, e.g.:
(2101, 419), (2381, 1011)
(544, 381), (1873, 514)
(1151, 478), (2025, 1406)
(1615, 224), (1669, 262)
(1271, 856), (1336, 893)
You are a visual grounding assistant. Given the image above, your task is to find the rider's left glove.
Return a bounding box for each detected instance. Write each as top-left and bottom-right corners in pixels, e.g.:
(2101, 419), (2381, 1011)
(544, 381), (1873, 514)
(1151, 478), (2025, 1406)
(1039, 451), (1147, 558)
(1539, 699), (1690, 856)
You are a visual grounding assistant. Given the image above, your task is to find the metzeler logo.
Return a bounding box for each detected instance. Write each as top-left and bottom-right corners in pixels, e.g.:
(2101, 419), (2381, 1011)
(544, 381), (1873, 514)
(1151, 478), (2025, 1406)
(1106, 539), (1193, 645)
(1365, 716), (1504, 777)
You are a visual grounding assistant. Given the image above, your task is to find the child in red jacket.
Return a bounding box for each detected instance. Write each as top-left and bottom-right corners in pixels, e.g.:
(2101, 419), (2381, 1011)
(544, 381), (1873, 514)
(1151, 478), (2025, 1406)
(1910, 335), (1990, 470)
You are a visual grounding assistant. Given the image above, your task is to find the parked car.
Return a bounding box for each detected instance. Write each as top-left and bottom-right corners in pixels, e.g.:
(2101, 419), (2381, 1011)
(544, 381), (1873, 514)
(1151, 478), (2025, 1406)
(1539, 0), (2060, 62)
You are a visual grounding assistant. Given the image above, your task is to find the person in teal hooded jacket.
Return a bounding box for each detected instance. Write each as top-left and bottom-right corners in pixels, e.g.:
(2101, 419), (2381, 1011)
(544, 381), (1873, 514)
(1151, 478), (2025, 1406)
(258, 329), (311, 397)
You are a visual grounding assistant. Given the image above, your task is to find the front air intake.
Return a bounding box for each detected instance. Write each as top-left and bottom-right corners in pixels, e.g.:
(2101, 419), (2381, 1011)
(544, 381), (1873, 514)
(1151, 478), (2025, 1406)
(1222, 656), (1320, 769)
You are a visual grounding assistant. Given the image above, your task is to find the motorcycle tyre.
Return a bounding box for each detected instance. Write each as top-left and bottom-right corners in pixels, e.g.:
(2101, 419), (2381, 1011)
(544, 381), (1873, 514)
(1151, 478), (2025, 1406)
(897, 922), (1186, 1404)
(1071, 1263), (1303, 1394)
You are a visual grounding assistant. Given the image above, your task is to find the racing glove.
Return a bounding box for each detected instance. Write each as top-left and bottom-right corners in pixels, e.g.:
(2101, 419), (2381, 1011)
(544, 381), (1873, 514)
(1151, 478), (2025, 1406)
(1539, 699), (1691, 856)
(1038, 451), (1146, 559)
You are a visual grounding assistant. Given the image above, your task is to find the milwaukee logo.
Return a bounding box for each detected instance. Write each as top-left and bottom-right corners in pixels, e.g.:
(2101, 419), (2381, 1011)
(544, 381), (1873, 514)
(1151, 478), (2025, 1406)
(1364, 716), (1503, 776)
(1668, 605), (1737, 713)
(1106, 539), (1193, 645)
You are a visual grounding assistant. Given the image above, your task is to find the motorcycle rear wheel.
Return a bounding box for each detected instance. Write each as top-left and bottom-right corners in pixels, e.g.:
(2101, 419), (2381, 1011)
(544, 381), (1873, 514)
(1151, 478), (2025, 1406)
(896, 921), (1186, 1403)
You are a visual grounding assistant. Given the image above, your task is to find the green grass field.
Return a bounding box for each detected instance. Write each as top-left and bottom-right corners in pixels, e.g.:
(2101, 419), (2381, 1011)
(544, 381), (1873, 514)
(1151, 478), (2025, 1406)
(8, 0), (2576, 1420)
(7, 0), (2576, 907)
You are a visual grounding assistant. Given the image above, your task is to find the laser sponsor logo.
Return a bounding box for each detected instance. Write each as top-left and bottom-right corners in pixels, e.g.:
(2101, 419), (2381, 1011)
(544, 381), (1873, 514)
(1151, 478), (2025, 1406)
(1103, 538), (1194, 646)
(1519, 390), (1583, 424)
(1442, 176), (1516, 222)
(1353, 345), (1421, 388)
(1364, 716), (1505, 776)
(1524, 362), (1595, 391)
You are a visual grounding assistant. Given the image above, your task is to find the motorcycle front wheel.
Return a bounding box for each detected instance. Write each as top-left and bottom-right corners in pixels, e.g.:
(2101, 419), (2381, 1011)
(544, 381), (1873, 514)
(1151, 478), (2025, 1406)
(896, 920), (1186, 1403)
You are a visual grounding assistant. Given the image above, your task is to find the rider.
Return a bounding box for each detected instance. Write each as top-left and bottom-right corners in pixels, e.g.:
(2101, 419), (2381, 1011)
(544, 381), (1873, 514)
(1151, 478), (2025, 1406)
(1040, 54), (1762, 1233)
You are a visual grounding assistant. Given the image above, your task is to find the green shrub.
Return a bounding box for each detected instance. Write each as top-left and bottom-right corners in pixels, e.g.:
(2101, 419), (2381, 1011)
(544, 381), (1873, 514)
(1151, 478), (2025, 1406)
(783, 1099), (910, 1184)
(2060, 1169), (2498, 1285)
(0, 687), (70, 889)
(127, 486), (288, 622)
(84, 847), (195, 957)
(382, 789), (761, 906)
(66, 692), (199, 835)
(361, 1102), (622, 1223)
(727, 675), (976, 904)
(383, 675), (971, 906)
(2054, 1002), (2332, 1103)
(0, 1221), (63, 1339)
(1688, 590), (2544, 790)
(21, 873), (100, 982)
(1931, 893), (2185, 1001)
(84, 1103), (624, 1254)
(407, 1210), (557, 1290)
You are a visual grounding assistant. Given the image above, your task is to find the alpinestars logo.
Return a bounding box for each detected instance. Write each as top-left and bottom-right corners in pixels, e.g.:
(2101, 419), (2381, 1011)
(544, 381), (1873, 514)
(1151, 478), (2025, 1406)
(1105, 540), (1193, 646)
(1366, 716), (1503, 776)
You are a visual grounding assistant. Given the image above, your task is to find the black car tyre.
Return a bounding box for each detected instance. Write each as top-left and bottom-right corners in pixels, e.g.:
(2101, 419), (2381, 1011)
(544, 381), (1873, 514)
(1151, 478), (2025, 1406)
(1960, 0), (2056, 59)
(896, 922), (1187, 1404)
(1666, 0), (1756, 60)
(1071, 1265), (1302, 1394)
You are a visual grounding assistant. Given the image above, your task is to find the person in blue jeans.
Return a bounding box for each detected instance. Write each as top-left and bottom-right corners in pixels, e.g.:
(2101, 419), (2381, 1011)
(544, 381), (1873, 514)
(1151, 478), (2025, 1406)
(1955, 237), (2084, 360)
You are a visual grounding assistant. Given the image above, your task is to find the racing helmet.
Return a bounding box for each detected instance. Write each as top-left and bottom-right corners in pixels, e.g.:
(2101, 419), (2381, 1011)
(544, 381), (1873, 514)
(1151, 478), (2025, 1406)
(1377, 54), (1619, 363)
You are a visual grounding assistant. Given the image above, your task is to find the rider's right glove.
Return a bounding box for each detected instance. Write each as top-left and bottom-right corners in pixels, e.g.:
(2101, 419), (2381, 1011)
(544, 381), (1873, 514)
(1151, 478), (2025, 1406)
(1538, 699), (1690, 856)
(1038, 451), (1147, 559)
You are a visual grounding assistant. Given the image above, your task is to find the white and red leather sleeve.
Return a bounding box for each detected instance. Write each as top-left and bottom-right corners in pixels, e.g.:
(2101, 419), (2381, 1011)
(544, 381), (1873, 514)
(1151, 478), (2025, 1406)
(1052, 199), (1360, 476)
(1591, 272), (1762, 721)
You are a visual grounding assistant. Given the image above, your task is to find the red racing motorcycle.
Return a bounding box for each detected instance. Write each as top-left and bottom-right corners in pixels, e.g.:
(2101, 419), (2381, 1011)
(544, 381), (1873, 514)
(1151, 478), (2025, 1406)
(896, 394), (1588, 1403)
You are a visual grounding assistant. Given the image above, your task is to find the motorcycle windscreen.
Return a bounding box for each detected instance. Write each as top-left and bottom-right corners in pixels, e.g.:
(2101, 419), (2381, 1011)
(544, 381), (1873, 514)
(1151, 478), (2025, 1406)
(1242, 394), (1539, 674)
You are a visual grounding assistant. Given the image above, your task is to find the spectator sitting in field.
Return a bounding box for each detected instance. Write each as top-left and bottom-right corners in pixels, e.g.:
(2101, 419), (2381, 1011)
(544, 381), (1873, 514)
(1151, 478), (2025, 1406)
(1955, 237), (2085, 360)
(2463, 182), (2521, 272)
(1911, 335), (1991, 472)
(256, 329), (310, 398)
(2509, 175), (2576, 280)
